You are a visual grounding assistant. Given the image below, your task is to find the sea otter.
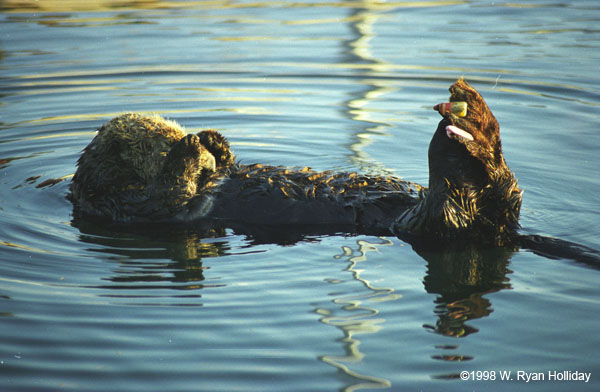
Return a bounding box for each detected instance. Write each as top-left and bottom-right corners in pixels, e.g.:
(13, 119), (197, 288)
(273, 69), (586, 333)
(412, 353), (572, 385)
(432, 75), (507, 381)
(70, 79), (522, 247)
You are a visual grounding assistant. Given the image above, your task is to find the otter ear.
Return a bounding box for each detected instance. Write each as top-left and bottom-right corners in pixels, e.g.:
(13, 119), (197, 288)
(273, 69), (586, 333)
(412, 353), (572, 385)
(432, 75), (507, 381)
(197, 130), (235, 168)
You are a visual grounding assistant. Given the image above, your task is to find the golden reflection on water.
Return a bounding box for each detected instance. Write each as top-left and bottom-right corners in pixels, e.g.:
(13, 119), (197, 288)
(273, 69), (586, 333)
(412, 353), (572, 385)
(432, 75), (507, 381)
(341, 5), (401, 177)
(318, 238), (396, 391)
(25, 107), (275, 125)
(1, 0), (196, 12)
(0, 240), (53, 254)
(1, 0), (468, 13)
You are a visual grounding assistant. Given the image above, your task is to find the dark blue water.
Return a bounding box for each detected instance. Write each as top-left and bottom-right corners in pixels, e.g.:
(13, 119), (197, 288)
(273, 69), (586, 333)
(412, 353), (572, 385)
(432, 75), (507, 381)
(1, 1), (599, 391)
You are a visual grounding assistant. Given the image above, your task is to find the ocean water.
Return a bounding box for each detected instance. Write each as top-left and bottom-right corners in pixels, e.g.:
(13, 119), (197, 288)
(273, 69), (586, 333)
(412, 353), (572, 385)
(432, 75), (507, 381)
(1, 1), (599, 391)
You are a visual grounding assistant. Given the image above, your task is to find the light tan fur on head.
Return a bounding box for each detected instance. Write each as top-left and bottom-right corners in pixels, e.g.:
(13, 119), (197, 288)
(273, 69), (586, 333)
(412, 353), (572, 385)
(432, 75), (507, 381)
(71, 113), (234, 221)
(95, 113), (187, 182)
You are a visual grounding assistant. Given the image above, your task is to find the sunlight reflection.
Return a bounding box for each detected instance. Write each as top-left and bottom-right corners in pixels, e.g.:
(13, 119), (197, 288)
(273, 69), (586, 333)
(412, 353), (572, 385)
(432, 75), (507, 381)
(1, 0), (467, 14)
(317, 237), (397, 391)
(341, 5), (402, 177)
(25, 107), (275, 125)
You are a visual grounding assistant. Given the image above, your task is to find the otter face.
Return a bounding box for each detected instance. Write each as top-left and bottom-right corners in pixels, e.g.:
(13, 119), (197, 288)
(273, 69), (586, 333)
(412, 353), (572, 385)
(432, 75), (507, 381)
(428, 79), (504, 190)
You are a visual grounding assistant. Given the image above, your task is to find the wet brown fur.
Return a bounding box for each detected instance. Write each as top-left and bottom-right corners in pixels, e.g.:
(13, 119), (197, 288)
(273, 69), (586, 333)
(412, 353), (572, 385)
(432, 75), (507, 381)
(70, 79), (522, 246)
(392, 78), (522, 246)
(70, 113), (222, 221)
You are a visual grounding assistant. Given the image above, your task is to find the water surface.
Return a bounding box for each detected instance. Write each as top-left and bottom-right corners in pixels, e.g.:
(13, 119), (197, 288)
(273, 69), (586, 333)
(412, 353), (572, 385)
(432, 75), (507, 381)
(1, 1), (599, 391)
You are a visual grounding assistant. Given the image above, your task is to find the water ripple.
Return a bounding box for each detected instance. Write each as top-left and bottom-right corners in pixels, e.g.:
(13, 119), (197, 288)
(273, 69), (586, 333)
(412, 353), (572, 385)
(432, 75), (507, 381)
(1, 1), (599, 391)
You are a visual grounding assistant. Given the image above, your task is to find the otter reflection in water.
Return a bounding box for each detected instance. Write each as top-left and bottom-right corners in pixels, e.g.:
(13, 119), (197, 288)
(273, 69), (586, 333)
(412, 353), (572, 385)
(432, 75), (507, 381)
(419, 246), (513, 338)
(69, 79), (599, 264)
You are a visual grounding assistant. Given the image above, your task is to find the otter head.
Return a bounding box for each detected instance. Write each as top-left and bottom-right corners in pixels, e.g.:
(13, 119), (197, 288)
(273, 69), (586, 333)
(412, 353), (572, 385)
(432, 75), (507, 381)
(70, 114), (226, 221)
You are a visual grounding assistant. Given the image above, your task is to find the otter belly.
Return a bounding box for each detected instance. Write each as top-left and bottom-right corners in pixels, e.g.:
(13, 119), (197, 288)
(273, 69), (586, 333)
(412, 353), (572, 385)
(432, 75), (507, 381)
(200, 177), (357, 226)
(182, 174), (417, 235)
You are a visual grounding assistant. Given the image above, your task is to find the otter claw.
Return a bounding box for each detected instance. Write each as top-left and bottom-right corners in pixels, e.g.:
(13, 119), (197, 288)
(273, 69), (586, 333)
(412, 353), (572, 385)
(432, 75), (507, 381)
(434, 101), (467, 117)
(446, 125), (473, 141)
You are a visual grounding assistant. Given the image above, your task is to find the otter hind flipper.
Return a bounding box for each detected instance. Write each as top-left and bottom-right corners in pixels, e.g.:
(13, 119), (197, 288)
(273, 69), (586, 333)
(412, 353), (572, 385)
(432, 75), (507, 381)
(517, 234), (600, 269)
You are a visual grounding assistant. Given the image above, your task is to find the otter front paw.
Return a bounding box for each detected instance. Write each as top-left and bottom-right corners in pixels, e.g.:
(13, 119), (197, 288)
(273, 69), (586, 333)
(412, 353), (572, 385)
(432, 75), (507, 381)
(197, 130), (235, 168)
(163, 134), (216, 178)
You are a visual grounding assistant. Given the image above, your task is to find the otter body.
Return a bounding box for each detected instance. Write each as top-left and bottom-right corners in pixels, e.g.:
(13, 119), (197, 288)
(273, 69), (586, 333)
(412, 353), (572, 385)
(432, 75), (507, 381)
(71, 114), (421, 234)
(70, 79), (522, 246)
(186, 163), (421, 234)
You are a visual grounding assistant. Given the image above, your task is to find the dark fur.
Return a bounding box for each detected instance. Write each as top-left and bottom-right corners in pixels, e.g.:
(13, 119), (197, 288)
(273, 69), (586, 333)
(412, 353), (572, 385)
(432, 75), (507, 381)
(393, 79), (522, 246)
(70, 79), (522, 247)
